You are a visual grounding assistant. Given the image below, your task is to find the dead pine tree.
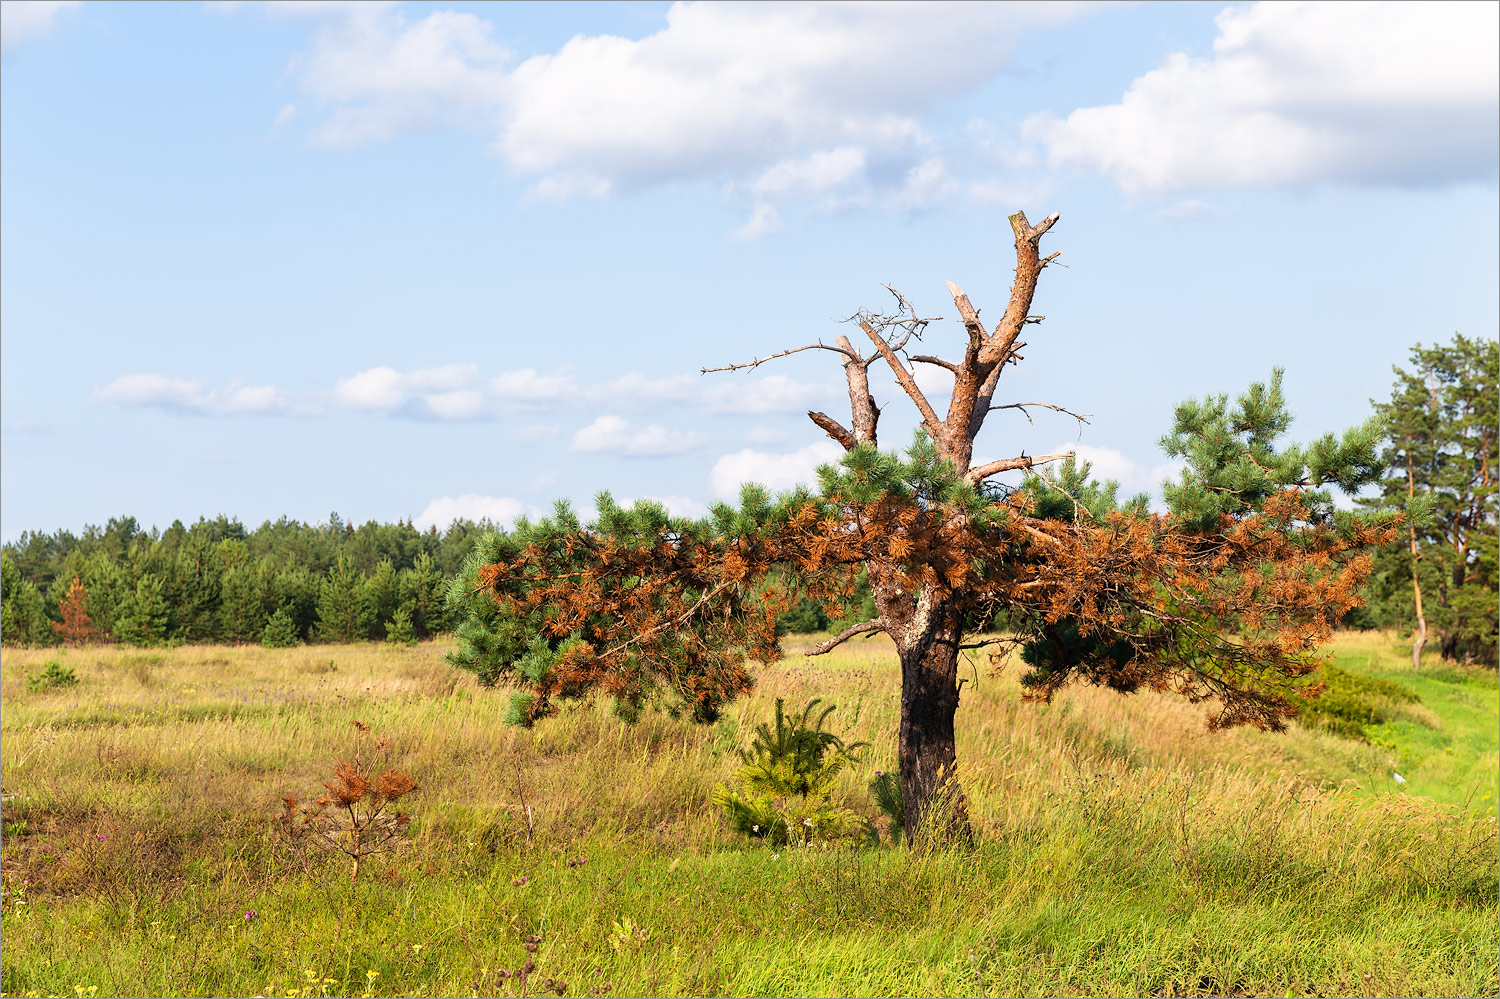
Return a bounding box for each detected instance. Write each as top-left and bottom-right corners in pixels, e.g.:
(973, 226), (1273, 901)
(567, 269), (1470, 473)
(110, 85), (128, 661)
(448, 210), (1396, 842)
(704, 211), (1077, 832)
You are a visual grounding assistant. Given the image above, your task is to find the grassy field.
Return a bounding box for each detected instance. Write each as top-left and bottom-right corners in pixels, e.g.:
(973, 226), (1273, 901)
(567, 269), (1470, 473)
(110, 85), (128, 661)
(1, 632), (1495, 998)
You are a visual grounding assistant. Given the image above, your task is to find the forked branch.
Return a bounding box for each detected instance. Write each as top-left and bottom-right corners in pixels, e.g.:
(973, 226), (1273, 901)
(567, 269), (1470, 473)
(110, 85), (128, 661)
(858, 317), (945, 441)
(990, 402), (1092, 426)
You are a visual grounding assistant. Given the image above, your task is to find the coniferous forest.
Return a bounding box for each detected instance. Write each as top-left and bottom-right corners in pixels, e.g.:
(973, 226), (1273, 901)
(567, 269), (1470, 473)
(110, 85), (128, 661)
(0, 514), (488, 649)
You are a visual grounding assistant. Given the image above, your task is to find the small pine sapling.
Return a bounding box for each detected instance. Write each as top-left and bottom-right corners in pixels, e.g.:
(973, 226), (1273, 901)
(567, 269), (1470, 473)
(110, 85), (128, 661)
(26, 659), (79, 693)
(712, 698), (869, 846)
(385, 604), (418, 647)
(278, 720), (420, 882)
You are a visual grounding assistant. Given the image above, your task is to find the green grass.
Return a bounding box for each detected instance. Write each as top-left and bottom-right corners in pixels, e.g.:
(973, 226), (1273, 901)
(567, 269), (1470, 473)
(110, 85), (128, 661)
(1, 634), (1495, 998)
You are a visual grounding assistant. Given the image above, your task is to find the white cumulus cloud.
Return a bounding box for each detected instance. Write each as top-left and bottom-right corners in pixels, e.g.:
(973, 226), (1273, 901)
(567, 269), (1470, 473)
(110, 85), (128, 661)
(413, 493), (524, 531)
(278, 1), (1094, 226)
(290, 4), (511, 148)
(710, 441), (844, 499)
(1027, 1), (1500, 193)
(571, 415), (703, 457)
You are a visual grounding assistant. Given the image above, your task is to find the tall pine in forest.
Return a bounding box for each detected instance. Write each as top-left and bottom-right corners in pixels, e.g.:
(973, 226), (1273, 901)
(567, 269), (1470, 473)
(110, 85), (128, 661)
(1, 551), (51, 646)
(315, 555), (373, 643)
(116, 574), (171, 647)
(1363, 334), (1498, 665)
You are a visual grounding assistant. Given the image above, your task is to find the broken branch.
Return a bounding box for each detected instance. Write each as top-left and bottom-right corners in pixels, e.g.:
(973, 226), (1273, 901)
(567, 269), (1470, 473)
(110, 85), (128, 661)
(810, 619), (885, 656)
(703, 341), (852, 374)
(965, 451), (1074, 484)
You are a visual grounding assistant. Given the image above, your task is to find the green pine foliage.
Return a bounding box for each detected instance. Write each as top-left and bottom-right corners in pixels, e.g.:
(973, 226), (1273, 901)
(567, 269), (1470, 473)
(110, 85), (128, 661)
(1024, 454), (1149, 523)
(25, 659), (79, 692)
(114, 574), (171, 647)
(314, 555), (374, 644)
(867, 770), (905, 842)
(1, 550), (51, 646)
(712, 698), (870, 846)
(1160, 368), (1384, 530)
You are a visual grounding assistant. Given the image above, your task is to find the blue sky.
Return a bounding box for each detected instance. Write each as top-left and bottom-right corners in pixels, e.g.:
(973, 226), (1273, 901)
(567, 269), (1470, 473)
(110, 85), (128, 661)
(2, 0), (1496, 540)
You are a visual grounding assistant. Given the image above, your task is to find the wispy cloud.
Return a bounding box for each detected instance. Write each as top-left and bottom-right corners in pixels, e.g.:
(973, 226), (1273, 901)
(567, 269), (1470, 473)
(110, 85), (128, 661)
(90, 374), (292, 416)
(1, 0), (81, 51)
(570, 415), (702, 457)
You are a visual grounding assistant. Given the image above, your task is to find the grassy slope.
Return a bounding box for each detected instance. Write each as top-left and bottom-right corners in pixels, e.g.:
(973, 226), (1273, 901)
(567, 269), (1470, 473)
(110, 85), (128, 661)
(0, 634), (1495, 998)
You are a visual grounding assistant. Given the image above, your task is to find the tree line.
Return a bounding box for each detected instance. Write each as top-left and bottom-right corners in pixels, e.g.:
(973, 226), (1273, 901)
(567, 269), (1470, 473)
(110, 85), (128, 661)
(1, 514), (490, 648)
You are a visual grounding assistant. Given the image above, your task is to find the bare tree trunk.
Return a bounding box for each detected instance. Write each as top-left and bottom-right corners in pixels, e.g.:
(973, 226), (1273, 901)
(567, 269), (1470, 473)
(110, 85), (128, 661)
(1406, 450), (1427, 669)
(896, 616), (967, 842)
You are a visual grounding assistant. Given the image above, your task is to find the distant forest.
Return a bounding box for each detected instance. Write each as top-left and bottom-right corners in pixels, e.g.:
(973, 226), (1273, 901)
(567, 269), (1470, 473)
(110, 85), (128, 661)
(0, 514), (490, 648)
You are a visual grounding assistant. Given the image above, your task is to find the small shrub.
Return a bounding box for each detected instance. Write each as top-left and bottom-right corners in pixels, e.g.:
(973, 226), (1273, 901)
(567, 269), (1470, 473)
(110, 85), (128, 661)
(712, 697), (869, 846)
(260, 609), (301, 648)
(27, 660), (79, 692)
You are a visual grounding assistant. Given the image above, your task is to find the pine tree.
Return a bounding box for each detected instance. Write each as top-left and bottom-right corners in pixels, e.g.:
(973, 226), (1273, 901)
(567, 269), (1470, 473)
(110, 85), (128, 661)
(52, 576), (97, 646)
(314, 555), (373, 643)
(1363, 334), (1498, 665)
(405, 551), (448, 638)
(261, 607), (302, 648)
(219, 563), (270, 643)
(116, 574), (170, 647)
(447, 210), (1397, 838)
(366, 558), (401, 640)
(385, 604), (417, 647)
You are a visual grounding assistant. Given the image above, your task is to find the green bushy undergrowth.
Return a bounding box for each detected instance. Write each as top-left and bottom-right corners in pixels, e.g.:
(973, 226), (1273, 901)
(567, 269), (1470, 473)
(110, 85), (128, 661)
(25, 660), (78, 692)
(1296, 664), (1420, 740)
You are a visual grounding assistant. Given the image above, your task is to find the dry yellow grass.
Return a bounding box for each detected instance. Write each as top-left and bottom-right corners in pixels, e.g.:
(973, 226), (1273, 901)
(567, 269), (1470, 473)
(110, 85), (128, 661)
(0, 634), (1494, 998)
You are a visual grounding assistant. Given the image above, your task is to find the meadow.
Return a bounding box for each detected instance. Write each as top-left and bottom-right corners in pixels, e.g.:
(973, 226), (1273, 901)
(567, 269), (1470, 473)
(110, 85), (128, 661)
(1, 632), (1495, 998)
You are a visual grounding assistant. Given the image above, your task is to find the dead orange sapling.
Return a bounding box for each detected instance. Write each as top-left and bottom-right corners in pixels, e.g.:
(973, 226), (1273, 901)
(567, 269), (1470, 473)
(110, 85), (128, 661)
(278, 720), (421, 882)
